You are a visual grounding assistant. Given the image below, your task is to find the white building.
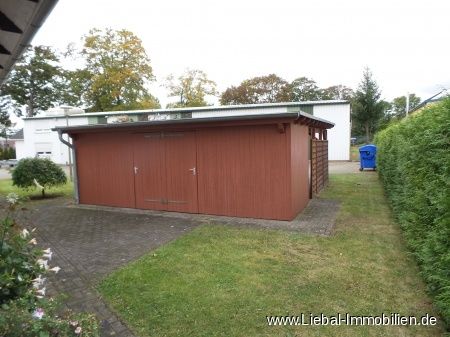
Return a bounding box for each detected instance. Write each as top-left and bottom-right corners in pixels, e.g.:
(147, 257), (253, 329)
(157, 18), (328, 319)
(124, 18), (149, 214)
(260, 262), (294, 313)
(16, 101), (351, 163)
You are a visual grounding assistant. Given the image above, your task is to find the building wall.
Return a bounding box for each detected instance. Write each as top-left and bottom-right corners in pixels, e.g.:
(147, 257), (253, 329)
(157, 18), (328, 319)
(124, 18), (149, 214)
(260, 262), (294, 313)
(18, 116), (89, 164)
(313, 103), (350, 160)
(196, 124), (291, 220)
(73, 122), (301, 220)
(192, 106), (288, 118)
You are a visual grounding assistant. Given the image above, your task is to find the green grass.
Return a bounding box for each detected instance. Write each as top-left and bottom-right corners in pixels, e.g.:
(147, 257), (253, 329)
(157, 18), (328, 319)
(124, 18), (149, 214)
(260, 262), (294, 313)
(0, 179), (74, 199)
(98, 173), (444, 337)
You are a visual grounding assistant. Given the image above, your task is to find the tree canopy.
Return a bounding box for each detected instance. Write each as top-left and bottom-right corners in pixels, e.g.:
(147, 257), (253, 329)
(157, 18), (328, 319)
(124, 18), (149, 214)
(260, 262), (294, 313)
(75, 28), (160, 111)
(351, 68), (386, 141)
(165, 69), (217, 108)
(391, 93), (421, 117)
(220, 74), (291, 105)
(320, 85), (354, 100)
(3, 46), (63, 117)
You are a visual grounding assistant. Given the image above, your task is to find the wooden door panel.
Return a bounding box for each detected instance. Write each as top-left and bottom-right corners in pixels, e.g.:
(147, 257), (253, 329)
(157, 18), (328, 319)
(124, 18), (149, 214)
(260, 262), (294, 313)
(75, 133), (135, 208)
(164, 132), (198, 213)
(133, 133), (166, 210)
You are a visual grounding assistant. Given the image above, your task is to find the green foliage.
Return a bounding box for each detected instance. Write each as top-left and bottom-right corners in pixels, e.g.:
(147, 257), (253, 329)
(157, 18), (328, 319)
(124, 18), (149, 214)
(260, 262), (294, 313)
(375, 98), (450, 328)
(220, 74), (354, 105)
(12, 158), (67, 197)
(391, 93), (421, 117)
(320, 84), (354, 100)
(165, 69), (217, 108)
(0, 147), (15, 160)
(290, 76), (322, 101)
(3, 46), (64, 117)
(78, 28), (158, 111)
(352, 67), (386, 141)
(0, 298), (99, 337)
(220, 74), (291, 105)
(0, 205), (43, 304)
(0, 200), (99, 337)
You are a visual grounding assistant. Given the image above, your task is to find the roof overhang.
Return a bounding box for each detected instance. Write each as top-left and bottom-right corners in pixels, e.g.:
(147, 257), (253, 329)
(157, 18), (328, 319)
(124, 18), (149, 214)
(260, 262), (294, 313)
(53, 112), (335, 135)
(0, 0), (59, 85)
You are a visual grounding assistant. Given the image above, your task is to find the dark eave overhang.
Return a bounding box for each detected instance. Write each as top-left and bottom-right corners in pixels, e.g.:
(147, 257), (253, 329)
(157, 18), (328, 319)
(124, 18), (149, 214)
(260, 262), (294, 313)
(0, 0), (59, 85)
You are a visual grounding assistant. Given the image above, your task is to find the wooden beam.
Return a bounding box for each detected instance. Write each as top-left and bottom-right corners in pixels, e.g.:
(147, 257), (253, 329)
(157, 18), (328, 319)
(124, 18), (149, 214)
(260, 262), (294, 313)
(0, 11), (23, 34)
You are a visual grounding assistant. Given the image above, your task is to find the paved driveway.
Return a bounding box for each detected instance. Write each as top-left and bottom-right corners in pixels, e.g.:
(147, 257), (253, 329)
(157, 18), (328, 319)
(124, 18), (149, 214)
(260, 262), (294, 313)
(13, 198), (199, 337)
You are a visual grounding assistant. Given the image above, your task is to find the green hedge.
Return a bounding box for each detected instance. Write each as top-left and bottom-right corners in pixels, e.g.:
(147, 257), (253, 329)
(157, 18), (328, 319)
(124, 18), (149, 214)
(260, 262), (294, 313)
(375, 98), (450, 328)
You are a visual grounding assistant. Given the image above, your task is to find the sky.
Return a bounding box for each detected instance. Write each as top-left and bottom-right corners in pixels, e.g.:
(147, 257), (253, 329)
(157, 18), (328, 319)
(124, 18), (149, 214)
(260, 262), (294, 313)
(25, 0), (450, 111)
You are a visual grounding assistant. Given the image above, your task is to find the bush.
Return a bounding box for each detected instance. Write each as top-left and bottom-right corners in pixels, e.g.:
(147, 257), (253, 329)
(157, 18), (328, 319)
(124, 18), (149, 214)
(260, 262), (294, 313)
(0, 195), (99, 337)
(12, 158), (67, 197)
(374, 98), (450, 329)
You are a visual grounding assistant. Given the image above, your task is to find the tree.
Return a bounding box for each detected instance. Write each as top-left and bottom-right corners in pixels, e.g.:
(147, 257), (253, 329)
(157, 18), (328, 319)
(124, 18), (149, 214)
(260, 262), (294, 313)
(351, 68), (385, 142)
(78, 28), (159, 111)
(391, 93), (421, 117)
(12, 158), (67, 198)
(290, 77), (322, 101)
(220, 74), (291, 105)
(165, 69), (217, 108)
(4, 46), (63, 117)
(320, 85), (354, 100)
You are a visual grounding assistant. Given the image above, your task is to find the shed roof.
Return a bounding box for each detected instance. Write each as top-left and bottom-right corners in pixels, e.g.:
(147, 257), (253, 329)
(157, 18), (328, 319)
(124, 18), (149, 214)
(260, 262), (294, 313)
(9, 128), (23, 140)
(54, 111), (334, 135)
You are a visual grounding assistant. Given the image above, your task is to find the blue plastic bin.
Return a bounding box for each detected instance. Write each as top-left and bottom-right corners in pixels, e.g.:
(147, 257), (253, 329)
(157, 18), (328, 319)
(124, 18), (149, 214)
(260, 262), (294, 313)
(359, 144), (377, 171)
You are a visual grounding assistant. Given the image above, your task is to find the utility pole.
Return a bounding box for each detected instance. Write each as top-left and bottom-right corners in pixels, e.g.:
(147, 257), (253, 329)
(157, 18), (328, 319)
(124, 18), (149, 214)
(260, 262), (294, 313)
(405, 92), (410, 115)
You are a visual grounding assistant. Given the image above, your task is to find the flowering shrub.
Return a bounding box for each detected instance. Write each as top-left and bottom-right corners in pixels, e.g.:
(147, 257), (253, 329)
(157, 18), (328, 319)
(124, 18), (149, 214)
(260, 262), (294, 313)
(0, 194), (99, 336)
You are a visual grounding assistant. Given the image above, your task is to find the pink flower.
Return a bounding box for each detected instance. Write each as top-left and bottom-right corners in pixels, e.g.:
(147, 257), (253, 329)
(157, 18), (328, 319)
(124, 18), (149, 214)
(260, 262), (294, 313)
(32, 308), (45, 319)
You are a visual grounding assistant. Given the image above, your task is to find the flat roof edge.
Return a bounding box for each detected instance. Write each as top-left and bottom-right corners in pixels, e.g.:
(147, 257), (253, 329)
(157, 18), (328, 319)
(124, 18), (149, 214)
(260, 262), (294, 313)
(53, 112), (334, 134)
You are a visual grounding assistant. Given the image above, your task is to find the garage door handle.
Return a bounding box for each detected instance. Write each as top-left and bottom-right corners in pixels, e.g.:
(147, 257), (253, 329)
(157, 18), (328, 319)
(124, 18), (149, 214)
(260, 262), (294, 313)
(189, 167), (196, 176)
(134, 166), (138, 174)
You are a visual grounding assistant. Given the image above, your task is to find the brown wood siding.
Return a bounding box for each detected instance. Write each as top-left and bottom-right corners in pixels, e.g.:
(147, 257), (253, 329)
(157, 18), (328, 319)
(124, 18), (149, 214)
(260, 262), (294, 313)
(75, 133), (135, 208)
(196, 125), (290, 220)
(133, 133), (166, 211)
(164, 132), (198, 213)
(311, 139), (329, 196)
(289, 124), (310, 218)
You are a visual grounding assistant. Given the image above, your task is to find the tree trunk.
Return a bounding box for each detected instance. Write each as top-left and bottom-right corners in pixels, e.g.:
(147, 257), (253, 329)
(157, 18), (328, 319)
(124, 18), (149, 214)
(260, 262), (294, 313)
(41, 188), (45, 198)
(365, 123), (370, 143)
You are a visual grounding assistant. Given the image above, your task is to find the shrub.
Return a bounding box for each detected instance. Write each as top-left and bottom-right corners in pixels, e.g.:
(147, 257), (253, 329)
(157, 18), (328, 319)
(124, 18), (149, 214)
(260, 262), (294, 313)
(375, 98), (450, 328)
(12, 158), (67, 197)
(0, 195), (99, 337)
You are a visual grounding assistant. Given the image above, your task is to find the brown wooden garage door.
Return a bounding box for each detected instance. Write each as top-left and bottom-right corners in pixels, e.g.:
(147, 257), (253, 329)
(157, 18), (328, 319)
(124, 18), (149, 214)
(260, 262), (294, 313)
(133, 131), (198, 213)
(76, 133), (135, 208)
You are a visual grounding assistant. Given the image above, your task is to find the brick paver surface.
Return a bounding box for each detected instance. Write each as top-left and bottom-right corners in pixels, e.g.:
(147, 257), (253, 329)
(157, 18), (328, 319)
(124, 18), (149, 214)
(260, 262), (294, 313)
(2, 196), (340, 336)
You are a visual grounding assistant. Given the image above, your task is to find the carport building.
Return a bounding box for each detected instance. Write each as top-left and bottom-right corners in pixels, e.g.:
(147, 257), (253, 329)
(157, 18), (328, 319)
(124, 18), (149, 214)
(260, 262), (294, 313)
(55, 112), (333, 221)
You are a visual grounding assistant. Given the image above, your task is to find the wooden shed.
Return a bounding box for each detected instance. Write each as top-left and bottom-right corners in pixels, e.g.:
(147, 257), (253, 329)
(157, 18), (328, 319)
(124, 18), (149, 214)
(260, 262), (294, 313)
(55, 112), (333, 221)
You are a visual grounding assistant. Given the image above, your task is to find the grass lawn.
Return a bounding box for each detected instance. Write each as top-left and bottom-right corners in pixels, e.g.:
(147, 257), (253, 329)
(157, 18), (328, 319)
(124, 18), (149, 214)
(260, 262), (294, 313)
(98, 173), (444, 337)
(0, 178), (74, 199)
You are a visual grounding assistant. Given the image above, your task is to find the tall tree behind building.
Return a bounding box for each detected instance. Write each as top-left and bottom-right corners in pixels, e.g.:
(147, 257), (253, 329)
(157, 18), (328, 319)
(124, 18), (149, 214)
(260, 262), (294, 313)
(165, 69), (217, 108)
(391, 93), (421, 117)
(3, 46), (63, 117)
(352, 68), (386, 142)
(220, 74), (291, 105)
(75, 28), (159, 111)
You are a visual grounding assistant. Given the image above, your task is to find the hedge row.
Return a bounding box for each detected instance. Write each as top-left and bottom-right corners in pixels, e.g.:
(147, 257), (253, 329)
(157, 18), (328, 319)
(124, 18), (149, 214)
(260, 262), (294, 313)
(374, 98), (450, 328)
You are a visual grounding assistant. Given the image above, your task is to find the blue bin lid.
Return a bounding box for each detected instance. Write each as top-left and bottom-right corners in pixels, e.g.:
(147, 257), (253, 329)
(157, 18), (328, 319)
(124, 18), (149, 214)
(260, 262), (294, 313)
(359, 144), (377, 153)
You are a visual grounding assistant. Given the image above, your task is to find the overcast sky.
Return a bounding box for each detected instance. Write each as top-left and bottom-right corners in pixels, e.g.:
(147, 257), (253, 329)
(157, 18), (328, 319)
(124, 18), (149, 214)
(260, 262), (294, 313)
(31, 0), (450, 108)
